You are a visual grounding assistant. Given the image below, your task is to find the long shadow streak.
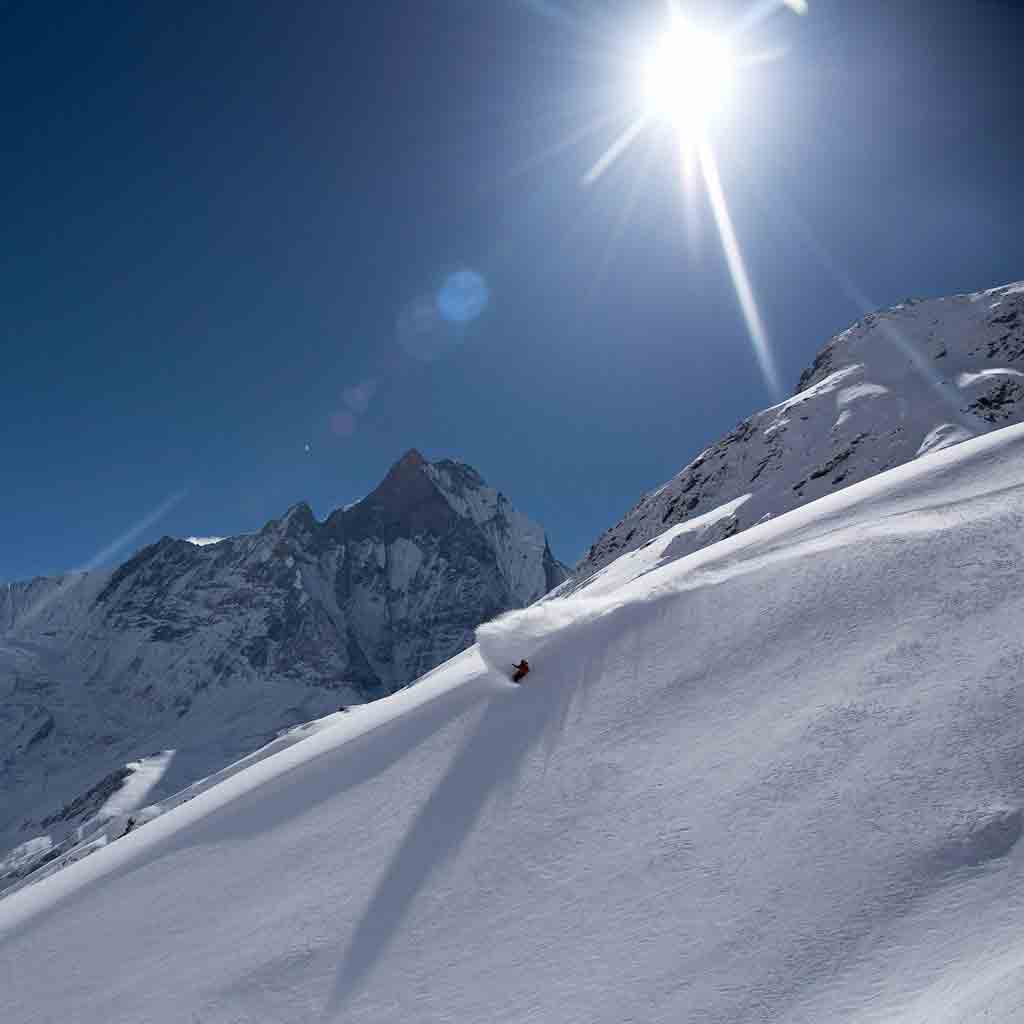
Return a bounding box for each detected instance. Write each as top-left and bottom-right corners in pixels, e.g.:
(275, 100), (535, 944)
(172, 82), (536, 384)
(325, 590), (681, 1016)
(326, 676), (578, 1016)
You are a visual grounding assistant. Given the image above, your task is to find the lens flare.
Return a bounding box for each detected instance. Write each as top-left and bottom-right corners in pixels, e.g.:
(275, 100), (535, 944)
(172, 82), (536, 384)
(8, 490), (187, 633)
(696, 139), (781, 396)
(438, 270), (490, 323)
(396, 270), (489, 362)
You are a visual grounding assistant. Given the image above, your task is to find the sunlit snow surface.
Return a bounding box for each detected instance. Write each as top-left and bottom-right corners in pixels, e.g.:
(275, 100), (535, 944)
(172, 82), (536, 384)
(6, 425), (1024, 1021)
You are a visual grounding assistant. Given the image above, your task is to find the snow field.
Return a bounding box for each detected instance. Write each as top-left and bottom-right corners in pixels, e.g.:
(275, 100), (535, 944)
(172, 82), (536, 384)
(4, 424), (1024, 1021)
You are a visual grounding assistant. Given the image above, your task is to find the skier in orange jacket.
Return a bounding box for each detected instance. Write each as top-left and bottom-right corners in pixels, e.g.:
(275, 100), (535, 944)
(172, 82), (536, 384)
(512, 659), (530, 683)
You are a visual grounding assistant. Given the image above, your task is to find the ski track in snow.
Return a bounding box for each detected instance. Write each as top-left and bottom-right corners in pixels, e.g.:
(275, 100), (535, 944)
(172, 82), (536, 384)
(5, 425), (1024, 1021)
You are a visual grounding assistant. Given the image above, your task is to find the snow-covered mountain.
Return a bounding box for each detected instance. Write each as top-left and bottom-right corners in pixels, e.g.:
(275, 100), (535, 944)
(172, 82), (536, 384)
(5, 422), (1024, 1023)
(577, 280), (1024, 581)
(0, 450), (567, 883)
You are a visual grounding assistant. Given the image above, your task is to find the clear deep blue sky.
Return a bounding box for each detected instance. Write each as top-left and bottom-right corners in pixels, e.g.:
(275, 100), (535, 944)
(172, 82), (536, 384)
(2, 0), (1022, 580)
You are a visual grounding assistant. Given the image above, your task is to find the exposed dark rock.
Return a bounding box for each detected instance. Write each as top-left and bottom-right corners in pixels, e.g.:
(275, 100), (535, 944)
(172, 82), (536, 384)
(25, 714), (54, 750)
(797, 345), (836, 393)
(344, 450), (458, 544)
(968, 380), (1024, 423)
(808, 434), (869, 482)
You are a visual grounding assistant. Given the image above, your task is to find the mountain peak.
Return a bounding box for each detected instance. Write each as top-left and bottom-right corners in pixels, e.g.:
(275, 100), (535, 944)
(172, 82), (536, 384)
(284, 500), (315, 521)
(260, 500), (317, 537)
(394, 449), (426, 471)
(344, 449), (451, 543)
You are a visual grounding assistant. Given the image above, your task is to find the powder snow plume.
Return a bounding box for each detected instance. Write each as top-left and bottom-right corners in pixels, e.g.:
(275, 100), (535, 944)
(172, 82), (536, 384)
(475, 594), (634, 682)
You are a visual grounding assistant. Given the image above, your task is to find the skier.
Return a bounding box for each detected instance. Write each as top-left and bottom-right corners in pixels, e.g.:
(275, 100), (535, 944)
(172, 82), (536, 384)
(512, 659), (530, 683)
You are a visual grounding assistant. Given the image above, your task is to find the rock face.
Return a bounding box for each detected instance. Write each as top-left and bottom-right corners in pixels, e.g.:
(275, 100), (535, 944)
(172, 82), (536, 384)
(0, 452), (567, 878)
(577, 281), (1024, 582)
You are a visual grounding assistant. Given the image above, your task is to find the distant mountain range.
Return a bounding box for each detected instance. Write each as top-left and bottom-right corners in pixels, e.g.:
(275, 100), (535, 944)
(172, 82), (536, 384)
(0, 450), (568, 884)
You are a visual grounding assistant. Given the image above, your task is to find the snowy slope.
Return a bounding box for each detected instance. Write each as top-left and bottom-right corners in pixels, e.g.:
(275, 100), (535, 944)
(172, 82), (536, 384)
(578, 281), (1024, 581)
(0, 450), (567, 889)
(5, 423), (1024, 1023)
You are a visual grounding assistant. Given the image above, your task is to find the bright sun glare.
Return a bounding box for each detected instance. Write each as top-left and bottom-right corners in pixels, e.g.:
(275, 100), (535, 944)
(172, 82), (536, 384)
(642, 23), (734, 132)
(577, 1), (809, 400)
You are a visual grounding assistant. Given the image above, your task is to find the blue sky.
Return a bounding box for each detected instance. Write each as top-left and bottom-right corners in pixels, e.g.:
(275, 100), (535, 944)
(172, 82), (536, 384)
(2, 0), (1022, 580)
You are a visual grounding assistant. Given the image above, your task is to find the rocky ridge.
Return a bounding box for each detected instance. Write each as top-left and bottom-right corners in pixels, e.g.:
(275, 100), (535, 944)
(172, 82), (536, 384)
(575, 281), (1024, 583)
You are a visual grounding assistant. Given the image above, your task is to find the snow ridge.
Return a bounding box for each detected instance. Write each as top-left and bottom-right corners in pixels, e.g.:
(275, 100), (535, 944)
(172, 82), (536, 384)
(578, 280), (1024, 580)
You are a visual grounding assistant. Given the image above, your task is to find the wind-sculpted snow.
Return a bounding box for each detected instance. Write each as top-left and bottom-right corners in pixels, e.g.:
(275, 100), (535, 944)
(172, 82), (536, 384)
(7, 424), (1024, 1023)
(476, 597), (628, 682)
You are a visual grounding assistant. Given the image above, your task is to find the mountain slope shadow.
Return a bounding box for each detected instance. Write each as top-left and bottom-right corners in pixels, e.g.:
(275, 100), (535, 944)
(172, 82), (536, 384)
(325, 646), (607, 1016)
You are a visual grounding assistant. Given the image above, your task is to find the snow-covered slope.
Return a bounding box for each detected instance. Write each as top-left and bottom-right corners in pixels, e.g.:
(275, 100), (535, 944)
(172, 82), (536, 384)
(0, 450), (567, 887)
(578, 281), (1024, 581)
(5, 423), (1024, 1023)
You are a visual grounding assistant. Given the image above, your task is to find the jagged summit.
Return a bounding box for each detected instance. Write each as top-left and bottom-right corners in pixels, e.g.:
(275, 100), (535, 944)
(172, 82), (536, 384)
(393, 447), (426, 469)
(577, 280), (1024, 581)
(344, 449), (454, 544)
(273, 501), (318, 538)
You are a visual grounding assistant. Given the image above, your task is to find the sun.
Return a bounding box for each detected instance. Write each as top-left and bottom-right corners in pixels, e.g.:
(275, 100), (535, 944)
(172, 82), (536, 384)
(571, 1), (802, 398)
(642, 22), (734, 133)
